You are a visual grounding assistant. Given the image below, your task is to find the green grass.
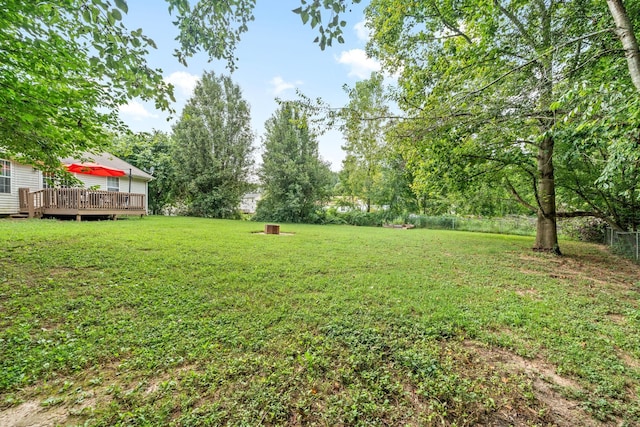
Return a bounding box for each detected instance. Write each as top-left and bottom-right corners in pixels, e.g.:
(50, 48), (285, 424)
(1, 216), (639, 426)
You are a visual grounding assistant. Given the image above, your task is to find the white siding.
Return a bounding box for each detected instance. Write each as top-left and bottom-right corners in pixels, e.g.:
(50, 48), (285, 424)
(71, 175), (145, 193)
(74, 174), (104, 190)
(0, 161), (41, 215)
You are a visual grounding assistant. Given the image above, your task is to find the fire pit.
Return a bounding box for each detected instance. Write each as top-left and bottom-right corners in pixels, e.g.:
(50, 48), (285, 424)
(265, 224), (280, 235)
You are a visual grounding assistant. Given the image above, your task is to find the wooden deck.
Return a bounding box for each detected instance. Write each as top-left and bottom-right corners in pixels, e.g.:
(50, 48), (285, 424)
(19, 188), (147, 221)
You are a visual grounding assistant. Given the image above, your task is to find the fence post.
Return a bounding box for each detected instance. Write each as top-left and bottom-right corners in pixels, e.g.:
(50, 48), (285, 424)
(636, 231), (639, 261)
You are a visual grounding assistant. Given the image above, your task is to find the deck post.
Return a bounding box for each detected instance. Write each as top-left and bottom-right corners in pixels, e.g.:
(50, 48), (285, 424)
(28, 193), (35, 219)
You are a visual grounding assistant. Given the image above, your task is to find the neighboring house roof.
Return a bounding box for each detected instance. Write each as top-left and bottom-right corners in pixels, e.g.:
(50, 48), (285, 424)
(60, 152), (153, 181)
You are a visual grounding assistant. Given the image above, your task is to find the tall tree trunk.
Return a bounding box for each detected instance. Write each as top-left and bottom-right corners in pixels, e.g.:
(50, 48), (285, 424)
(534, 135), (561, 254)
(607, 0), (640, 92)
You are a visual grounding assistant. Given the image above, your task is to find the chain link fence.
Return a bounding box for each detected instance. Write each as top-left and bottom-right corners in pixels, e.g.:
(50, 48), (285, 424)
(406, 215), (538, 236)
(400, 216), (639, 262)
(605, 229), (640, 262)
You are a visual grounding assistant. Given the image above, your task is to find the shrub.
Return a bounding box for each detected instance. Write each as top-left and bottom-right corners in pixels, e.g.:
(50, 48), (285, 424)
(560, 218), (608, 243)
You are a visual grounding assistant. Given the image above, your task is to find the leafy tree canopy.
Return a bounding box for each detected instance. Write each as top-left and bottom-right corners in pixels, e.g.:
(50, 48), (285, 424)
(172, 71), (255, 219)
(0, 0), (173, 168)
(0, 0), (359, 169)
(255, 102), (333, 223)
(110, 131), (178, 215)
(361, 0), (640, 250)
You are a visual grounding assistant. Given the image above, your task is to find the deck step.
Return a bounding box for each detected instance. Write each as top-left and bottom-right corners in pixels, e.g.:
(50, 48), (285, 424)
(10, 214), (30, 219)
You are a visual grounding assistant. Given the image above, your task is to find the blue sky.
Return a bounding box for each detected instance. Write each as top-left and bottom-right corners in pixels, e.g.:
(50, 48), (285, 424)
(118, 1), (378, 171)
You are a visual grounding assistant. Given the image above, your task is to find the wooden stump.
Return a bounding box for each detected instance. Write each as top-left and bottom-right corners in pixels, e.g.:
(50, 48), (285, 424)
(265, 224), (280, 235)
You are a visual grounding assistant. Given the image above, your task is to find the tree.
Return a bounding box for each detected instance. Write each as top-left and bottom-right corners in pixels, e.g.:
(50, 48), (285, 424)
(339, 73), (392, 212)
(110, 131), (178, 215)
(172, 71), (254, 218)
(0, 0), (173, 168)
(255, 102), (333, 223)
(357, 0), (640, 253)
(551, 58), (640, 231)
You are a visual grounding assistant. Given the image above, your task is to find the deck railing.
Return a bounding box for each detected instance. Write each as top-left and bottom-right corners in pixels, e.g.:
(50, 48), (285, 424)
(19, 188), (146, 217)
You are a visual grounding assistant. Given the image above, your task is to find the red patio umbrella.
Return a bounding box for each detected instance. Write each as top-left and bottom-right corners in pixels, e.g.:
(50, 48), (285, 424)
(65, 163), (126, 177)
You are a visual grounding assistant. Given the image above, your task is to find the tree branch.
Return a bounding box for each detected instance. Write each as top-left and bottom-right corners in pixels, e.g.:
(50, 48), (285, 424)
(494, 0), (538, 50)
(463, 28), (613, 97)
(433, 2), (472, 45)
(506, 179), (536, 212)
(556, 211), (599, 218)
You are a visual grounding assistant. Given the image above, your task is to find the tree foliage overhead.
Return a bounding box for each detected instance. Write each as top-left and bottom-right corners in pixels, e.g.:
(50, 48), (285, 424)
(172, 71), (254, 219)
(170, 0), (362, 62)
(255, 102), (333, 223)
(0, 0), (174, 167)
(168, 0), (257, 70)
(0, 0), (361, 170)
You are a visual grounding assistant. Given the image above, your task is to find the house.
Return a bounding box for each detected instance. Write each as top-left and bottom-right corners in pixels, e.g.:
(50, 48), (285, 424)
(239, 192), (262, 214)
(325, 196), (369, 213)
(0, 152), (153, 220)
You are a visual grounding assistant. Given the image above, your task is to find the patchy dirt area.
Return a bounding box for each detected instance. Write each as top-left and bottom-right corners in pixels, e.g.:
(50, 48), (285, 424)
(462, 340), (610, 427)
(0, 401), (68, 427)
(519, 245), (639, 290)
(252, 231), (296, 236)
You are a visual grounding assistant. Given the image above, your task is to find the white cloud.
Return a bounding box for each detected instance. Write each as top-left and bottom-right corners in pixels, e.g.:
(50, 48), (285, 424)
(354, 21), (370, 42)
(335, 49), (381, 79)
(164, 71), (200, 96)
(119, 101), (158, 121)
(269, 76), (303, 95)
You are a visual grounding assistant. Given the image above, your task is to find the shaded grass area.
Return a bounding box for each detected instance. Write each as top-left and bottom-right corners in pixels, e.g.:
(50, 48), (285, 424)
(0, 216), (639, 425)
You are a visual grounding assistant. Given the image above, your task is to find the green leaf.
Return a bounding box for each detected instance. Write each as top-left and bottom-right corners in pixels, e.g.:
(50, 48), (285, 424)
(82, 9), (92, 23)
(115, 0), (128, 14)
(111, 8), (122, 21)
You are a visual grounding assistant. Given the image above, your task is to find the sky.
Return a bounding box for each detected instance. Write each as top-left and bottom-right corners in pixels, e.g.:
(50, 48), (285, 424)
(118, 1), (379, 171)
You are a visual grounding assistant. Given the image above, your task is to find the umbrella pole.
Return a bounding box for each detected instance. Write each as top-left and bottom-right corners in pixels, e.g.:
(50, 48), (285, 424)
(128, 168), (132, 194)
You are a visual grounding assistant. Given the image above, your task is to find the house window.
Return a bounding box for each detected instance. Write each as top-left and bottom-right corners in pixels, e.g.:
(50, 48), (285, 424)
(107, 177), (119, 192)
(42, 172), (55, 189)
(42, 172), (73, 189)
(0, 160), (10, 194)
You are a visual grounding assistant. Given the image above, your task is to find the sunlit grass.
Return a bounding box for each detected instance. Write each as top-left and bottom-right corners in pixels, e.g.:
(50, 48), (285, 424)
(1, 216), (638, 425)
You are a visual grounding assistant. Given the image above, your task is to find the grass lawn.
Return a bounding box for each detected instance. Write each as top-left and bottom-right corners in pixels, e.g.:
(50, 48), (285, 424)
(0, 216), (639, 426)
